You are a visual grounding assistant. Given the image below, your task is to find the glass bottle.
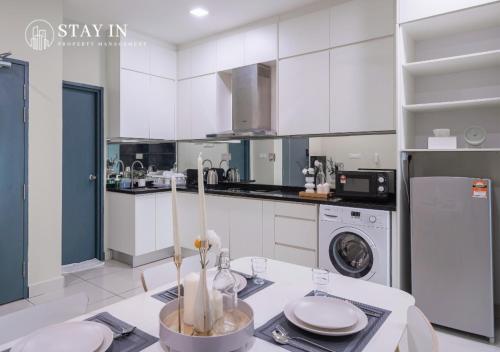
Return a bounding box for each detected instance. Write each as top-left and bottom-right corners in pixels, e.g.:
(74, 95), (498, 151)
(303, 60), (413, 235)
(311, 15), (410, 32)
(212, 248), (238, 334)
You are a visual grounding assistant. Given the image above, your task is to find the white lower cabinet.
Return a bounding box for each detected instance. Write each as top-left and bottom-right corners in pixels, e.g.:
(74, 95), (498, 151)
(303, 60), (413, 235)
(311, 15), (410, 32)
(156, 193), (174, 250)
(107, 192), (173, 257)
(263, 201), (318, 267)
(229, 198), (263, 259)
(177, 192), (200, 250)
(274, 244), (317, 268)
(206, 195), (230, 249)
(134, 195), (156, 255)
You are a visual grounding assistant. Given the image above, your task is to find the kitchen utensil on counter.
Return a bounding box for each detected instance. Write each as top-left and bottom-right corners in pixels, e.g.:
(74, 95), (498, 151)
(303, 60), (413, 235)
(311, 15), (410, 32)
(206, 168), (219, 186)
(226, 168), (240, 183)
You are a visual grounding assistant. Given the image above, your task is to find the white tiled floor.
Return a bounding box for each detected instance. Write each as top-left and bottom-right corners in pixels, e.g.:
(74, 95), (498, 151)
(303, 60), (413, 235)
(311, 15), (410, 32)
(0, 258), (172, 318)
(0, 258), (499, 351)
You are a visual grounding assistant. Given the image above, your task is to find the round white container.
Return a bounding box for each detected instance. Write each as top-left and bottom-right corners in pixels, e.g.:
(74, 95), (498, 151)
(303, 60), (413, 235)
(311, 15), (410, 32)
(159, 298), (254, 352)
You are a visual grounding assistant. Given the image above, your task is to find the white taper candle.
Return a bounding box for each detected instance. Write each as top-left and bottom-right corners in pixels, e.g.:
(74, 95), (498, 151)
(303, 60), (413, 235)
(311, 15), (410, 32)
(198, 153), (208, 241)
(171, 176), (181, 257)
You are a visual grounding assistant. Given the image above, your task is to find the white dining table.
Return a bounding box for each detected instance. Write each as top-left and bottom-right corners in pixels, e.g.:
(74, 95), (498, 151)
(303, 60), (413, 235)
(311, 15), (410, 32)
(0, 257), (415, 352)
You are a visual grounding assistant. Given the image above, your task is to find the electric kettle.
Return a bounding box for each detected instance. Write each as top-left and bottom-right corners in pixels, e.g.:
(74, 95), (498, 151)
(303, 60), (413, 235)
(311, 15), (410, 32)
(226, 168), (240, 183)
(206, 168), (219, 185)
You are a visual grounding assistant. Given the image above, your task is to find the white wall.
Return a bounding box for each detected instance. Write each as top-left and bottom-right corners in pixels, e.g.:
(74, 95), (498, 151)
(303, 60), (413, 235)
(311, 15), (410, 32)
(0, 0), (64, 293)
(310, 134), (397, 183)
(62, 20), (107, 87)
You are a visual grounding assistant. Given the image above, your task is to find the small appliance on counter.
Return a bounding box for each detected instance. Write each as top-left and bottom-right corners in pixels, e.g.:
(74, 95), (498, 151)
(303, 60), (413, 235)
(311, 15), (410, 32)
(335, 169), (395, 200)
(186, 168), (198, 187)
(206, 168), (219, 186)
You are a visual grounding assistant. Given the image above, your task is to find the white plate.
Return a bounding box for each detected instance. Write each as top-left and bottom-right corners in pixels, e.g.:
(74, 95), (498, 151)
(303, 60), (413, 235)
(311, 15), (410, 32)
(93, 322), (114, 352)
(293, 296), (358, 330)
(284, 298), (368, 336)
(11, 321), (112, 352)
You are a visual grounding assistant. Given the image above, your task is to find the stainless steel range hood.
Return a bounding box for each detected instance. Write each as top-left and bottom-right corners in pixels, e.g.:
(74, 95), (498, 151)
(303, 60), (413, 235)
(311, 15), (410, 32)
(207, 64), (275, 138)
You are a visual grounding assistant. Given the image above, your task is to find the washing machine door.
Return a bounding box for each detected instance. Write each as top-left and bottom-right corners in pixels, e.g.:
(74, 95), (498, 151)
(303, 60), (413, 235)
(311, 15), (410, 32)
(328, 226), (378, 280)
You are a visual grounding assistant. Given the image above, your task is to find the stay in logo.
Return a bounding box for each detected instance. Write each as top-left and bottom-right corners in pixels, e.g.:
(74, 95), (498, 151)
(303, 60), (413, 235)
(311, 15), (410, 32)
(25, 19), (128, 51)
(25, 19), (55, 51)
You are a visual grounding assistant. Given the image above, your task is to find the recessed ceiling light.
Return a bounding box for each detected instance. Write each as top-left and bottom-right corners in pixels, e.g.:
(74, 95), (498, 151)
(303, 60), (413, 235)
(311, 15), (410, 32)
(190, 7), (209, 17)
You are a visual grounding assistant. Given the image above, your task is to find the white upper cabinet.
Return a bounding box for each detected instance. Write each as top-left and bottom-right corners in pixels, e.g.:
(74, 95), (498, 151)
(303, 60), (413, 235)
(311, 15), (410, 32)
(244, 23), (278, 64)
(176, 79), (192, 140)
(331, 37), (394, 133)
(176, 74), (220, 140)
(331, 0), (394, 47)
(279, 9), (330, 59)
(120, 32), (149, 73)
(191, 74), (217, 139)
(177, 48), (192, 80)
(120, 69), (150, 139)
(399, 0), (497, 23)
(149, 76), (176, 140)
(217, 33), (245, 71)
(150, 43), (177, 79)
(279, 51), (330, 135)
(120, 31), (176, 79)
(190, 41), (217, 77)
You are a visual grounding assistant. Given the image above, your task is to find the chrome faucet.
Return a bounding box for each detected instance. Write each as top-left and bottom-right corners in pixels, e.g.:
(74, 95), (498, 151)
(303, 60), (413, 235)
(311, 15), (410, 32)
(115, 159), (125, 175)
(202, 159), (213, 169)
(130, 160), (145, 189)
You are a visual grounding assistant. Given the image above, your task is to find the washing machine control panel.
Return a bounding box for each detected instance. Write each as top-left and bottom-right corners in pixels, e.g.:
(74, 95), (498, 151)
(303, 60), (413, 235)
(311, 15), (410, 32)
(321, 205), (389, 228)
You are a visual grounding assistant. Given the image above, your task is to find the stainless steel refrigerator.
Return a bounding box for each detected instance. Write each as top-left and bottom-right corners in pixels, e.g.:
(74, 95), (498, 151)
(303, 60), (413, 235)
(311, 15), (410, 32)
(410, 177), (494, 341)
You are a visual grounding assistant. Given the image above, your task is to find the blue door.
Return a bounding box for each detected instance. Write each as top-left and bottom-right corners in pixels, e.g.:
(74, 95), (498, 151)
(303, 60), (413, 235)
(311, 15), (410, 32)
(0, 59), (28, 304)
(62, 82), (103, 265)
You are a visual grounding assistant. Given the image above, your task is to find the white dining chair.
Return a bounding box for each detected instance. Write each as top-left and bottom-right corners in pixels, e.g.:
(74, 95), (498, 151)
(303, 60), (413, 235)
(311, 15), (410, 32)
(141, 253), (217, 291)
(0, 292), (89, 345)
(397, 305), (439, 352)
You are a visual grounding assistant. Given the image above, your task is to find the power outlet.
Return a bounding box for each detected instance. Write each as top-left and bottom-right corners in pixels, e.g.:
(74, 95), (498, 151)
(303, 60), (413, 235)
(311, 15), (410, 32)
(136, 153), (143, 160)
(348, 153), (362, 159)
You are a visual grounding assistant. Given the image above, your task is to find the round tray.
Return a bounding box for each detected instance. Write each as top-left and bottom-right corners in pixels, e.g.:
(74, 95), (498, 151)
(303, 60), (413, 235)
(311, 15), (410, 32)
(159, 298), (254, 352)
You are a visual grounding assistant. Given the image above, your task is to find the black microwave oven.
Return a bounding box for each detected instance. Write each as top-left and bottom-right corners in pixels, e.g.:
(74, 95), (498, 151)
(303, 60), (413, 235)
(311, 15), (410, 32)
(335, 169), (396, 200)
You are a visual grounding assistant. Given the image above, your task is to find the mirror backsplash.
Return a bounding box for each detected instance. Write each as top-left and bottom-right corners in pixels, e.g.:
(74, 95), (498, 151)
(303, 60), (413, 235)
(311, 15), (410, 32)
(176, 134), (397, 187)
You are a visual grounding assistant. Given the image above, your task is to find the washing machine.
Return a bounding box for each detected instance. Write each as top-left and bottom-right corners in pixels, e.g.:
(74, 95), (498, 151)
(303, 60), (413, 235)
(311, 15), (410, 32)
(319, 205), (391, 286)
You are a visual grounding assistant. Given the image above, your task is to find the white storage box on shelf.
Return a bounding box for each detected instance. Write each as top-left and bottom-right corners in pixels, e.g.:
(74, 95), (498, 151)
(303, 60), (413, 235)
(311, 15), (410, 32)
(428, 137), (457, 150)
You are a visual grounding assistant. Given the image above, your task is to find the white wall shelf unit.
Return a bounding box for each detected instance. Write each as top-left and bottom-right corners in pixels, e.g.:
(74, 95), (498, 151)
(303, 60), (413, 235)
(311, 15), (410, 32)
(403, 50), (500, 76)
(403, 97), (500, 112)
(398, 2), (500, 152)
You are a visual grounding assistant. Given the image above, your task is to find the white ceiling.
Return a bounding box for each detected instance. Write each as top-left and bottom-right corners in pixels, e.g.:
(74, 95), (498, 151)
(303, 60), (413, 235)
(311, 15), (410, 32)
(63, 0), (321, 45)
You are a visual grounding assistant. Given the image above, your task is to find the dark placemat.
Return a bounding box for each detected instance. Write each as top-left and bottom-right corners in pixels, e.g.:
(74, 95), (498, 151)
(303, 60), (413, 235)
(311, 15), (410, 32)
(152, 271), (274, 303)
(255, 291), (391, 352)
(232, 270), (274, 299)
(87, 312), (158, 352)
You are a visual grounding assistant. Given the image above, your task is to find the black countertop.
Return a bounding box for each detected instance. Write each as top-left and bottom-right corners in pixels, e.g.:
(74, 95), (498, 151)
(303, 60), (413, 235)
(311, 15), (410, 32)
(107, 184), (396, 211)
